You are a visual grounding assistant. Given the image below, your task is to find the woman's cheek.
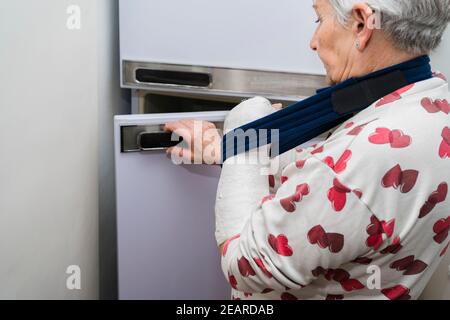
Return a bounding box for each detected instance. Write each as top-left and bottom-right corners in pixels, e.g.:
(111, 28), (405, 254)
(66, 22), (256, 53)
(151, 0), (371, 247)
(318, 51), (333, 79)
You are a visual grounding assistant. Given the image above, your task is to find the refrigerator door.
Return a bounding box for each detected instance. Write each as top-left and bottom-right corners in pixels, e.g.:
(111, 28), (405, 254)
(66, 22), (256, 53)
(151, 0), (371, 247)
(119, 0), (325, 75)
(115, 111), (230, 300)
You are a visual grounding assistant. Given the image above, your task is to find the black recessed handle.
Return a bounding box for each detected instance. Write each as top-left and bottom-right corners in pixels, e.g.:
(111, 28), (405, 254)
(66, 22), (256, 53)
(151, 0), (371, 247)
(138, 132), (184, 151)
(135, 69), (211, 87)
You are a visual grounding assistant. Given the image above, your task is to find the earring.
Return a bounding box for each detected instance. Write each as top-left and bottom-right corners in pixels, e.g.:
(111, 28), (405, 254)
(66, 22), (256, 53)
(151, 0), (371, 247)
(356, 40), (360, 49)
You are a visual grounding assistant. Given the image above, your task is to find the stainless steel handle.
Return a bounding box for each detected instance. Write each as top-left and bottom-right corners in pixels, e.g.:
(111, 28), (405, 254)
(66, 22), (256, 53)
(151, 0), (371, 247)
(137, 131), (183, 151)
(123, 61), (327, 102)
(120, 121), (223, 153)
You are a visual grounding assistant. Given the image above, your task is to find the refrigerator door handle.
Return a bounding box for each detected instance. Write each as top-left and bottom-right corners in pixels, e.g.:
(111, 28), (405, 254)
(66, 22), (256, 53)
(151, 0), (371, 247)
(137, 131), (184, 151)
(119, 115), (226, 153)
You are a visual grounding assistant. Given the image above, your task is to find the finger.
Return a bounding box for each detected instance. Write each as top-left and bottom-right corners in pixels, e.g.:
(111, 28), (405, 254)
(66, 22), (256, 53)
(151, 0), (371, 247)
(179, 119), (196, 130)
(165, 121), (201, 147)
(180, 119), (213, 135)
(203, 121), (217, 130)
(164, 121), (190, 133)
(272, 103), (283, 110)
(179, 120), (210, 148)
(163, 121), (178, 132)
(167, 146), (193, 163)
(164, 122), (193, 146)
(203, 127), (221, 143)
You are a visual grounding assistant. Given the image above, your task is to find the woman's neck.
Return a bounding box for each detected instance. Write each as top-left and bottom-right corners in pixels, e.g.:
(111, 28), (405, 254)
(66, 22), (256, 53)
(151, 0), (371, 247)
(342, 34), (421, 82)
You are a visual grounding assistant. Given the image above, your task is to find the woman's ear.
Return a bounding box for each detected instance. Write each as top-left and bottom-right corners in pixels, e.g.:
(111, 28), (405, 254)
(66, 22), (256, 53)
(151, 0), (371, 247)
(350, 3), (375, 51)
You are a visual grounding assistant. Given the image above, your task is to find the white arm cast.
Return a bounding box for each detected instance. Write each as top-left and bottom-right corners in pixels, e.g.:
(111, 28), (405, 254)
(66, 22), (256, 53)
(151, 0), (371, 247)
(215, 97), (276, 246)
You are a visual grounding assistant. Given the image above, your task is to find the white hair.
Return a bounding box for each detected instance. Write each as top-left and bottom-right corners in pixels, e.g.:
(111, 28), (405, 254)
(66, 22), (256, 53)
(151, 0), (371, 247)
(328, 0), (450, 54)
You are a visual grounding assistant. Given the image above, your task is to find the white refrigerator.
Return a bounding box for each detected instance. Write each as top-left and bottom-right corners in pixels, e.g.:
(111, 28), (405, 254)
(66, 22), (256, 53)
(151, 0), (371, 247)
(116, 0), (450, 301)
(117, 0), (326, 300)
(115, 112), (230, 299)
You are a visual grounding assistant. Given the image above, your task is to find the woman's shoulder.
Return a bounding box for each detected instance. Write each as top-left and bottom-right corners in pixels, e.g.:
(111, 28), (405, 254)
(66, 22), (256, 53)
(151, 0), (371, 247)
(328, 75), (449, 159)
(285, 74), (450, 185)
(298, 75), (450, 190)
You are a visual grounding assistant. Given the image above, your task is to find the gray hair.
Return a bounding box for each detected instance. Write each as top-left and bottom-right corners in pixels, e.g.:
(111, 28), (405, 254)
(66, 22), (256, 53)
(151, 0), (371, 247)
(328, 0), (450, 54)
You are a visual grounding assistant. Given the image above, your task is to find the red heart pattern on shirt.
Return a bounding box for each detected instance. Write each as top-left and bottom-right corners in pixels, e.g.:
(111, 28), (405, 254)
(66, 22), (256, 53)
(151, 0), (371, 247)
(281, 292), (298, 300)
(312, 267), (365, 292)
(261, 288), (274, 294)
(390, 255), (428, 275)
(324, 150), (352, 174)
(376, 92), (401, 107)
(366, 215), (395, 250)
(344, 122), (355, 129)
(326, 294), (344, 300)
(347, 119), (379, 137)
(352, 189), (363, 199)
(238, 257), (256, 277)
(261, 194), (275, 204)
(348, 125), (365, 136)
(296, 159), (307, 169)
(312, 267), (331, 280)
(421, 98), (450, 114)
(347, 119), (379, 136)
(433, 217), (450, 244)
(440, 127), (450, 159)
(341, 279), (366, 292)
(380, 236), (403, 254)
(268, 175), (275, 188)
(376, 84), (414, 107)
(311, 145), (324, 155)
(253, 257), (273, 279)
(222, 234), (240, 257)
(280, 183), (310, 213)
(268, 234), (293, 257)
(382, 285), (411, 300)
(441, 242), (450, 257)
(434, 72), (448, 81)
(228, 273), (238, 290)
(369, 128), (412, 148)
(352, 257), (373, 265)
(327, 178), (353, 212)
(308, 225), (329, 248)
(419, 182), (448, 218)
(382, 164), (419, 193)
(308, 225), (345, 253)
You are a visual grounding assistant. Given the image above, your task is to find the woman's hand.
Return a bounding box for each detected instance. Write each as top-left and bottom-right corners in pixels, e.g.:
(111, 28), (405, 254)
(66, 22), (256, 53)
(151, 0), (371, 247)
(164, 120), (222, 165)
(164, 103), (283, 165)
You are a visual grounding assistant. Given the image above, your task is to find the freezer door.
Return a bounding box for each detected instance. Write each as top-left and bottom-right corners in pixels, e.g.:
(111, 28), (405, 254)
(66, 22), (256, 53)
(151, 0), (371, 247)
(119, 0), (324, 75)
(114, 112), (230, 300)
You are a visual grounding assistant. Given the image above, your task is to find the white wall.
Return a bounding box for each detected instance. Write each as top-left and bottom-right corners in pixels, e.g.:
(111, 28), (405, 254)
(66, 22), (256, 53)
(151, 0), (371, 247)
(97, 0), (130, 300)
(0, 0), (127, 299)
(421, 27), (450, 300)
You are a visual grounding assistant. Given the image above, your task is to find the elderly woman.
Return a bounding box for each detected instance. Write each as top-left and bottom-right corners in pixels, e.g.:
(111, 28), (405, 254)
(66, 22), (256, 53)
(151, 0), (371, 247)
(165, 0), (450, 300)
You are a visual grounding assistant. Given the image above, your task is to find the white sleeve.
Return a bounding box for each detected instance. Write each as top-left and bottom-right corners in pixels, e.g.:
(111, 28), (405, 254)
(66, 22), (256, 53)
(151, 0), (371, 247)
(215, 96), (276, 246)
(219, 156), (373, 294)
